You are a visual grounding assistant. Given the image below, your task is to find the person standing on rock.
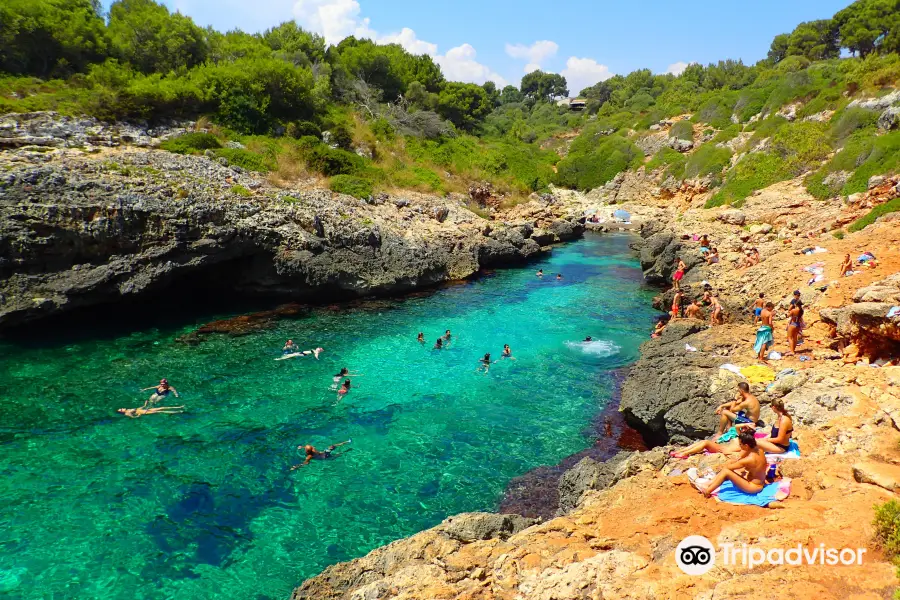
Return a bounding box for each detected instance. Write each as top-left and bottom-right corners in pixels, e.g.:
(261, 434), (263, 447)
(672, 258), (686, 291)
(709, 295), (724, 326)
(671, 290), (684, 320)
(716, 382), (760, 435)
(786, 300), (804, 356)
(754, 301), (775, 362)
(751, 293), (766, 324)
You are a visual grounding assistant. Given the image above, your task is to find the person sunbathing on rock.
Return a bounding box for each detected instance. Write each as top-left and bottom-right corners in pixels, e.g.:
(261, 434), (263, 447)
(839, 253), (853, 277)
(672, 399), (793, 459)
(697, 431), (767, 498)
(716, 382), (760, 435)
(118, 406), (184, 418)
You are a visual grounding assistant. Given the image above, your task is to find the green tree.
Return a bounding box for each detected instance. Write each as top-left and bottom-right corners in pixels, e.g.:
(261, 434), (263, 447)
(334, 38), (444, 101)
(499, 85), (524, 105)
(206, 29), (272, 64)
(787, 20), (839, 60)
(108, 0), (208, 73)
(768, 33), (791, 64)
(482, 81), (501, 107)
(436, 82), (491, 130)
(521, 70), (569, 102)
(263, 21), (326, 65)
(834, 0), (900, 56)
(0, 0), (110, 77)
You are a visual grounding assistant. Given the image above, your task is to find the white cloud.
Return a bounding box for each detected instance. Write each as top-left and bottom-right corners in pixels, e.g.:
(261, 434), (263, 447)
(292, 0), (504, 86)
(505, 40), (559, 67)
(561, 57), (613, 96)
(524, 63), (541, 74)
(665, 61), (689, 76)
(438, 44), (508, 87)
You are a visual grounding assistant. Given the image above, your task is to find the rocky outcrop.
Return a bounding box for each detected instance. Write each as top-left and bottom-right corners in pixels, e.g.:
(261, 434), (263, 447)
(821, 274), (900, 357)
(636, 232), (703, 286)
(0, 111), (188, 149)
(0, 148), (584, 329)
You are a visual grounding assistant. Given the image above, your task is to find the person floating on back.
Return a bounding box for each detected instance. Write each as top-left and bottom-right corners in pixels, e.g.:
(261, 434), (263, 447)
(118, 406), (184, 418)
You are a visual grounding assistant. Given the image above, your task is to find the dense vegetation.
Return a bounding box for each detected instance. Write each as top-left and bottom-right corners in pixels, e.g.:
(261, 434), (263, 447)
(1, 0), (899, 223)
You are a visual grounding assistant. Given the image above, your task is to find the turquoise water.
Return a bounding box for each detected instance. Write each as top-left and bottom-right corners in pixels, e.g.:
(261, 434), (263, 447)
(0, 233), (655, 600)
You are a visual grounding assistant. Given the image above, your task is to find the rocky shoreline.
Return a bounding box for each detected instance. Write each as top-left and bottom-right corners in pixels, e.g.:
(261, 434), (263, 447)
(293, 176), (900, 599)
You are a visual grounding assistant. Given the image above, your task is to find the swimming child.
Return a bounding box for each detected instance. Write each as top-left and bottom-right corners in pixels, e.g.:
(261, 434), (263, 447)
(417, 332), (425, 343)
(501, 344), (514, 359)
(336, 379), (352, 401)
(434, 338), (443, 350)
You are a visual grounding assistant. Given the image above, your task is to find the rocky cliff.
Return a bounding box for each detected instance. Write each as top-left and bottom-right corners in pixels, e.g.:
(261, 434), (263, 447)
(0, 118), (585, 329)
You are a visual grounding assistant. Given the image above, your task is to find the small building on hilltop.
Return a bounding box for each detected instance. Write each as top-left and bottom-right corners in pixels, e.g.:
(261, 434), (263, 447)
(556, 97), (587, 111)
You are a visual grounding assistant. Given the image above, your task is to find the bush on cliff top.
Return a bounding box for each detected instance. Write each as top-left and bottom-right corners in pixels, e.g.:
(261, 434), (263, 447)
(554, 135), (643, 191)
(849, 197), (900, 232)
(329, 174), (373, 199)
(160, 132), (221, 154)
(874, 500), (900, 559)
(669, 120), (693, 142)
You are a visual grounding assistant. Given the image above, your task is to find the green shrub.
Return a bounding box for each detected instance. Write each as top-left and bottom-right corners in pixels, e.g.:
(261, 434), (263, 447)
(286, 120), (321, 139)
(849, 198), (900, 232)
(371, 118), (396, 141)
(554, 135), (643, 190)
(684, 144), (733, 179)
(770, 120), (831, 174)
(647, 147), (686, 173)
(832, 230), (845, 239)
(329, 175), (373, 199)
(389, 166), (443, 192)
(230, 185), (251, 197)
(712, 124), (741, 144)
(692, 95), (737, 129)
(707, 152), (787, 207)
(160, 132), (221, 154)
(734, 87), (771, 122)
(806, 130), (900, 198)
(305, 145), (365, 176)
(328, 122), (353, 149)
(829, 107), (879, 143)
(874, 500), (900, 559)
(213, 148), (274, 172)
(670, 120), (694, 141)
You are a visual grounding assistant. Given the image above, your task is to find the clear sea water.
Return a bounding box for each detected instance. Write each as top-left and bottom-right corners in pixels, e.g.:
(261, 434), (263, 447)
(0, 233), (656, 600)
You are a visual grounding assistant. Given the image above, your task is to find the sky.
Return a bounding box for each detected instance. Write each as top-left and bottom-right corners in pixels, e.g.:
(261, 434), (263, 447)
(101, 0), (853, 94)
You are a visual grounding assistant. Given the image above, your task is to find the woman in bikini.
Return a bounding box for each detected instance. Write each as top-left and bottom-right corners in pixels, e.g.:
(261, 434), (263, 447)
(336, 379), (351, 401)
(141, 379), (179, 408)
(118, 406), (185, 418)
(671, 290), (683, 320)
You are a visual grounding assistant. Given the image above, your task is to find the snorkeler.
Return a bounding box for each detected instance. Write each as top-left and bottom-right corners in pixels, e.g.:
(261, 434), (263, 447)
(283, 339), (299, 354)
(434, 338), (443, 350)
(118, 406), (184, 418)
(141, 379), (179, 408)
(290, 440), (352, 470)
(417, 332), (425, 343)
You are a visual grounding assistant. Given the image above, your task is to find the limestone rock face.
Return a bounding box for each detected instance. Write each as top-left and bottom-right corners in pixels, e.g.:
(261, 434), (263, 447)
(0, 148), (584, 329)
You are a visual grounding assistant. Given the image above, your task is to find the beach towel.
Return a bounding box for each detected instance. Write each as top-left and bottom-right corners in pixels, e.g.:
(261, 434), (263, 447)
(716, 478), (792, 506)
(719, 364), (744, 376)
(741, 365), (776, 384)
(717, 427), (738, 443)
(753, 325), (774, 357)
(766, 440), (801, 461)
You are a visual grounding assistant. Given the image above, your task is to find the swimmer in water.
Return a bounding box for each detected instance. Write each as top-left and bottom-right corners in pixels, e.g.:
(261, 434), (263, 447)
(336, 379), (351, 401)
(443, 329), (452, 343)
(141, 378), (179, 408)
(556, 273), (563, 280)
(118, 406), (185, 418)
(434, 338), (443, 350)
(332, 367), (362, 385)
(478, 353), (494, 372)
(290, 440), (352, 470)
(282, 339), (299, 355)
(584, 336), (593, 342)
(501, 344), (514, 359)
(417, 332), (425, 343)
(299, 347), (324, 359)
(537, 269), (544, 277)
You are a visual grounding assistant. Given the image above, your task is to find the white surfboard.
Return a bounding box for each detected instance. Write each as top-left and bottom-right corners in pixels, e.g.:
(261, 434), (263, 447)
(276, 352), (304, 361)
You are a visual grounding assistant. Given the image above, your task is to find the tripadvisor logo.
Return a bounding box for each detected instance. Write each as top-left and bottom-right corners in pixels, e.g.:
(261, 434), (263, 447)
(675, 535), (867, 575)
(676, 535), (715, 575)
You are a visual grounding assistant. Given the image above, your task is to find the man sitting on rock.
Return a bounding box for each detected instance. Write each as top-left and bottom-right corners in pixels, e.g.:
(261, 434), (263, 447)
(715, 382), (760, 435)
